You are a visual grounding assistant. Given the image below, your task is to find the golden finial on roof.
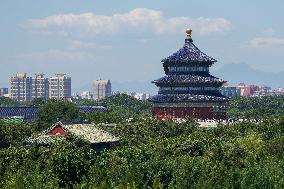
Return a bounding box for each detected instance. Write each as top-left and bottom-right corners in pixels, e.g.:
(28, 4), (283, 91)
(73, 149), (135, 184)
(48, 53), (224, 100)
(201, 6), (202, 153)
(186, 28), (192, 37)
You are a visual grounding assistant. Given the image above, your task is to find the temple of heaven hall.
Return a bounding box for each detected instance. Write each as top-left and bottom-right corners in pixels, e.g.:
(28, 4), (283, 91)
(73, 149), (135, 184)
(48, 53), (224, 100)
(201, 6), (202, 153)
(148, 29), (228, 120)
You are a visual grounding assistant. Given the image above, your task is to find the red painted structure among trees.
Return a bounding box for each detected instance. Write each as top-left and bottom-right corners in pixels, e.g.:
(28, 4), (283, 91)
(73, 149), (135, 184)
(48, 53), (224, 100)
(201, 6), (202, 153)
(149, 29), (228, 120)
(47, 122), (68, 136)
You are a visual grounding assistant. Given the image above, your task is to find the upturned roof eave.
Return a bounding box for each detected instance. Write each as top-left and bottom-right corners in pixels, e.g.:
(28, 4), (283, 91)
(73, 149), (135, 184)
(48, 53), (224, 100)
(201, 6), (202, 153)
(161, 60), (217, 64)
(148, 99), (229, 103)
(148, 93), (229, 102)
(152, 80), (226, 85)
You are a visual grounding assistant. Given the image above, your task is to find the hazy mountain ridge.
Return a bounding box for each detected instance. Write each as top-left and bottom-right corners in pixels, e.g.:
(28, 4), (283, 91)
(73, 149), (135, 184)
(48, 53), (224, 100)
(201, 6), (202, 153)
(212, 63), (284, 88)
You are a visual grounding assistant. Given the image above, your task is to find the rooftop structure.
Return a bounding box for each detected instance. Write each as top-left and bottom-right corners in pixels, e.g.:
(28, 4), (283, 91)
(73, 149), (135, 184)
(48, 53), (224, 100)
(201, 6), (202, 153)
(26, 121), (119, 145)
(79, 106), (108, 113)
(148, 29), (228, 120)
(0, 106), (108, 121)
(0, 107), (38, 121)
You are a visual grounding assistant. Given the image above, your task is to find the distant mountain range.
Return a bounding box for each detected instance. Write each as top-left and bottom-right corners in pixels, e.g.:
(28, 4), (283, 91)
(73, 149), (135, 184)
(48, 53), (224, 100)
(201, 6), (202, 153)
(211, 63), (284, 88)
(73, 63), (284, 94)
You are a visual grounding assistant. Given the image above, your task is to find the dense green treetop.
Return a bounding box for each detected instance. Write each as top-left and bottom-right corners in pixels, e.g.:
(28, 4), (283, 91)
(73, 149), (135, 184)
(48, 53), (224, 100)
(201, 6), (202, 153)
(0, 97), (19, 107)
(228, 96), (284, 119)
(37, 99), (80, 124)
(75, 93), (152, 119)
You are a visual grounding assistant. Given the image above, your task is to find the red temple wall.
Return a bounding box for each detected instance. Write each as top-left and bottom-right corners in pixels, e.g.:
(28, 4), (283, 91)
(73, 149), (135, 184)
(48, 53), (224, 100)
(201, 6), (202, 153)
(152, 107), (226, 120)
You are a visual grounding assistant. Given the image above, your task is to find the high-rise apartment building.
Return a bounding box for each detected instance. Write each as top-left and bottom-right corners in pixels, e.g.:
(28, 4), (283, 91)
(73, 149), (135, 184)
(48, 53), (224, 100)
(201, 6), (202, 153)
(9, 73), (71, 101)
(32, 74), (49, 100)
(93, 80), (111, 100)
(49, 74), (71, 99)
(9, 73), (32, 102)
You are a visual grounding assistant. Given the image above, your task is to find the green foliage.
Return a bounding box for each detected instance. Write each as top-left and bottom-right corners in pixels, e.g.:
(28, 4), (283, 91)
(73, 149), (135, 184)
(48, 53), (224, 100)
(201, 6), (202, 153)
(38, 99), (80, 124)
(0, 97), (19, 107)
(100, 93), (151, 116)
(49, 144), (94, 188)
(82, 111), (123, 124)
(0, 96), (284, 188)
(1, 118), (284, 188)
(0, 122), (35, 146)
(0, 97), (47, 107)
(228, 96), (284, 118)
(29, 97), (46, 107)
(0, 129), (8, 148)
(75, 93), (152, 119)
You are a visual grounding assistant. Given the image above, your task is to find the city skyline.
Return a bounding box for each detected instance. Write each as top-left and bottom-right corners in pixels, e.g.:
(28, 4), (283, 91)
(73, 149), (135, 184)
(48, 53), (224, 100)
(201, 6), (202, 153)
(1, 1), (284, 93)
(9, 73), (71, 101)
(0, 68), (284, 98)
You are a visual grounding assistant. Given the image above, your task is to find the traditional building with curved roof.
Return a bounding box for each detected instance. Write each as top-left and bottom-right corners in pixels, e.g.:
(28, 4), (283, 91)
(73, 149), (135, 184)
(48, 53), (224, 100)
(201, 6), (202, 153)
(148, 29), (228, 120)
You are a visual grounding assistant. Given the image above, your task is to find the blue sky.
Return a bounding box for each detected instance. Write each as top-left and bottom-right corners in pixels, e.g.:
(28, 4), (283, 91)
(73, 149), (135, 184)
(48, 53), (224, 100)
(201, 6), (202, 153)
(1, 0), (284, 92)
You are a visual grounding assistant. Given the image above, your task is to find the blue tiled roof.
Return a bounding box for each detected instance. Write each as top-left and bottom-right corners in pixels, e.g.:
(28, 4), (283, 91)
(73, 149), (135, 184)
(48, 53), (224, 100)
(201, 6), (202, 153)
(0, 107), (38, 121)
(0, 106), (108, 121)
(162, 39), (217, 63)
(153, 74), (225, 84)
(79, 106), (108, 113)
(148, 94), (228, 103)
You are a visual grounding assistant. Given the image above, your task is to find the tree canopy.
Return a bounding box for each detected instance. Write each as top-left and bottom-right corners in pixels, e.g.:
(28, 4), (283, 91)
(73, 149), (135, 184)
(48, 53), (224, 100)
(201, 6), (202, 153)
(228, 96), (284, 119)
(37, 99), (80, 124)
(0, 95), (283, 188)
(75, 93), (152, 119)
(0, 96), (19, 107)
